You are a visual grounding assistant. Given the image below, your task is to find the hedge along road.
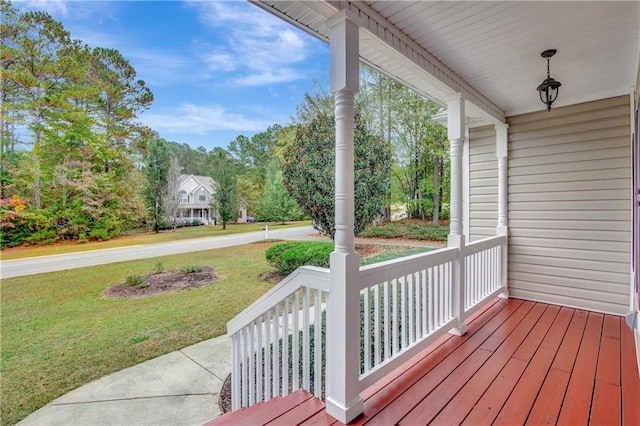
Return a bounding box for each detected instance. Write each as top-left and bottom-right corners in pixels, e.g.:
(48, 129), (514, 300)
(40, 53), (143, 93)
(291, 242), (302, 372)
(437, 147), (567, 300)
(0, 225), (316, 278)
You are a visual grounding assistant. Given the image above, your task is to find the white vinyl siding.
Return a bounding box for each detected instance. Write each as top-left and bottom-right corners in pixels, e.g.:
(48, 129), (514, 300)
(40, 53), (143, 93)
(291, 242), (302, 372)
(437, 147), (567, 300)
(506, 95), (631, 315)
(468, 125), (497, 241)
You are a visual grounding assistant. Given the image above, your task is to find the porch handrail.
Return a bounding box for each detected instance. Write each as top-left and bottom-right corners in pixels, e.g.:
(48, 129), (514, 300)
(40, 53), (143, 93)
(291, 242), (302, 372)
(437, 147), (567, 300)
(227, 266), (330, 335)
(227, 266), (330, 410)
(464, 235), (507, 316)
(357, 247), (459, 390)
(465, 234), (507, 256)
(359, 247), (459, 290)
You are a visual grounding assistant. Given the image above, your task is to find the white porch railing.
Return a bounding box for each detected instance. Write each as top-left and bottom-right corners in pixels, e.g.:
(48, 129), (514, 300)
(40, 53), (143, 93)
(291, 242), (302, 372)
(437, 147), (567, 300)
(227, 236), (507, 412)
(358, 247), (458, 389)
(464, 235), (508, 317)
(227, 266), (330, 410)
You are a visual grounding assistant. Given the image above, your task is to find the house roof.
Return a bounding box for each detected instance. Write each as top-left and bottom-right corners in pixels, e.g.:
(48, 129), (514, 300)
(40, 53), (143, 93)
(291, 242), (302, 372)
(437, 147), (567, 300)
(252, 1), (639, 126)
(178, 174), (215, 194)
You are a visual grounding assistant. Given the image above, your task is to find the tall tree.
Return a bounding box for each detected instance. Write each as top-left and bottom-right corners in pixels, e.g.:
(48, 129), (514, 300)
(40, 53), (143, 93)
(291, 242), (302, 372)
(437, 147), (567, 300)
(2, 8), (76, 208)
(209, 148), (237, 230)
(163, 154), (182, 230)
(282, 111), (392, 239)
(144, 138), (170, 232)
(258, 158), (301, 223)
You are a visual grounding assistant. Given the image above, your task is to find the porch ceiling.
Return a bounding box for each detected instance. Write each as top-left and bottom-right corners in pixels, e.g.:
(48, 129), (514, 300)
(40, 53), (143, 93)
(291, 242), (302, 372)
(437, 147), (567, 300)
(253, 0), (639, 126)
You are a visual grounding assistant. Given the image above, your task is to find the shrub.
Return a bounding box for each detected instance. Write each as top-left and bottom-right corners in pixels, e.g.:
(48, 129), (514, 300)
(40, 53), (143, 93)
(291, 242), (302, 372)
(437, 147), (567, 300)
(25, 228), (59, 246)
(153, 262), (165, 274)
(181, 265), (204, 274)
(124, 275), (147, 287)
(360, 220), (449, 241)
(266, 241), (334, 275)
(405, 226), (449, 240)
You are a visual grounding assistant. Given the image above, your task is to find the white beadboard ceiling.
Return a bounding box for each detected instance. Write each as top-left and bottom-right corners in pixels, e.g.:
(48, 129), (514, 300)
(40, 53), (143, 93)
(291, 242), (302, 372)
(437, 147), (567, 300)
(253, 0), (639, 126)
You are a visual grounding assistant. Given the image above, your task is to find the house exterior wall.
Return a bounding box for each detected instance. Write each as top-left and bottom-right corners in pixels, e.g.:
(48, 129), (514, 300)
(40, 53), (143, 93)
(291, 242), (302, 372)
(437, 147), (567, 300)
(505, 95), (631, 315)
(468, 125), (497, 241)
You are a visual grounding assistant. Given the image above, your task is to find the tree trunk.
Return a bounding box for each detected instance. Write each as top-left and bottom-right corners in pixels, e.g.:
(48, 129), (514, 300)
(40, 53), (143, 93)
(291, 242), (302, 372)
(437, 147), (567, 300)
(433, 155), (440, 226)
(34, 131), (41, 209)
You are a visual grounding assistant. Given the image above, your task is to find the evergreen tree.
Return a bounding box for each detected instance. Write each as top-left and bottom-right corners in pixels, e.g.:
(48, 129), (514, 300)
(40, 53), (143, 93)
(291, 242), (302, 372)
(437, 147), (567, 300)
(282, 111), (392, 239)
(258, 158), (301, 223)
(209, 148), (237, 230)
(144, 138), (170, 232)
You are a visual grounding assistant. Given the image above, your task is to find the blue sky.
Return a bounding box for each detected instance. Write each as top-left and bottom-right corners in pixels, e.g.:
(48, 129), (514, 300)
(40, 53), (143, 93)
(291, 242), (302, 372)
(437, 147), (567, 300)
(15, 0), (331, 150)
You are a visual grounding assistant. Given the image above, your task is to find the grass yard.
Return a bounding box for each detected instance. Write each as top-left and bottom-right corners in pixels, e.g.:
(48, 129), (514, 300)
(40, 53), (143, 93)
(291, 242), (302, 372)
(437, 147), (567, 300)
(0, 242), (279, 426)
(0, 221), (311, 261)
(0, 240), (432, 425)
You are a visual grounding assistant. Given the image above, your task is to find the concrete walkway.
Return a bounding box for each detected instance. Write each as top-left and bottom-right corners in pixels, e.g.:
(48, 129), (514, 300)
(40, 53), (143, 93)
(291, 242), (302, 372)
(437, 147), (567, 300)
(18, 335), (231, 426)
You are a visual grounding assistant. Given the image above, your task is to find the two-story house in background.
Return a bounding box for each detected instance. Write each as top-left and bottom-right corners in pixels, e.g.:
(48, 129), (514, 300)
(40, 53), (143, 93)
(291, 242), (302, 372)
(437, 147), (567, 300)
(177, 175), (215, 225)
(176, 174), (247, 225)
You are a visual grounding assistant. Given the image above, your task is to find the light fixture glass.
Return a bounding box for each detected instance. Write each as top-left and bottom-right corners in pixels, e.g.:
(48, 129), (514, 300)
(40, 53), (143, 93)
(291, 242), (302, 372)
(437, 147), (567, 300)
(537, 49), (561, 111)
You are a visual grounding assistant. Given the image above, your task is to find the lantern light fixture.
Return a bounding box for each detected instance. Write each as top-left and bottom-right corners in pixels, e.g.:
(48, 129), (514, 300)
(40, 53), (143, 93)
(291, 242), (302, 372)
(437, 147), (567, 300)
(537, 49), (561, 112)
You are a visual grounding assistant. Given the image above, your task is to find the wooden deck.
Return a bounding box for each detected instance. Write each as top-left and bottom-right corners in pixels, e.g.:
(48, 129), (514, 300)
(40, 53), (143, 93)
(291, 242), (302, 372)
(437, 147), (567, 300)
(206, 298), (640, 425)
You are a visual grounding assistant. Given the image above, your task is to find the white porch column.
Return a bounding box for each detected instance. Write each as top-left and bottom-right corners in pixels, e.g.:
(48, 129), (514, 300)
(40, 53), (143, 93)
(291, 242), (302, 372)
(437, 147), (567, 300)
(496, 123), (509, 298)
(325, 9), (363, 424)
(496, 123), (509, 235)
(447, 94), (468, 336)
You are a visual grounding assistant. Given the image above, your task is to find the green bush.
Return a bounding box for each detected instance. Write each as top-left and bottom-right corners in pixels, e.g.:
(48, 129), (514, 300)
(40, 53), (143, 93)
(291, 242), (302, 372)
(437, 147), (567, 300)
(405, 226), (449, 240)
(25, 228), (59, 246)
(266, 241), (334, 275)
(181, 265), (204, 274)
(124, 275), (147, 287)
(359, 223), (405, 238)
(152, 262), (165, 274)
(360, 220), (448, 241)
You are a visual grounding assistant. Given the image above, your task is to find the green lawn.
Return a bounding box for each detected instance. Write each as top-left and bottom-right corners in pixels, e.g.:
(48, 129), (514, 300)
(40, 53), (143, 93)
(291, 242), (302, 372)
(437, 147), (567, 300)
(0, 221), (311, 261)
(0, 239), (431, 426)
(0, 242), (278, 426)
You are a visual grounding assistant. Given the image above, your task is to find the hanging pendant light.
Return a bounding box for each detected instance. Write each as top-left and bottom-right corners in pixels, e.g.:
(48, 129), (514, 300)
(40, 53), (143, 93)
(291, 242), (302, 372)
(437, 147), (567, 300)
(537, 49), (561, 112)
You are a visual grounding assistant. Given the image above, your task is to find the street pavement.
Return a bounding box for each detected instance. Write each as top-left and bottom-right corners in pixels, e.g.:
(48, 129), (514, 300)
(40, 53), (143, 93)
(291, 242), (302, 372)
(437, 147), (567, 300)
(0, 225), (315, 278)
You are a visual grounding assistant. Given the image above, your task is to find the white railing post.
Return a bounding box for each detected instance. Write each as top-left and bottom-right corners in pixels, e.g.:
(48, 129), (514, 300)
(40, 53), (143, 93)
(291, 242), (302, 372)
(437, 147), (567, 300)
(325, 9), (363, 424)
(495, 123), (509, 298)
(447, 94), (468, 336)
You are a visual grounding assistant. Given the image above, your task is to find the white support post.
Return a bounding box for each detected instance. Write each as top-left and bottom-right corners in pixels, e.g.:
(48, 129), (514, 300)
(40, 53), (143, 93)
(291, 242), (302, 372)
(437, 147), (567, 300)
(325, 9), (364, 424)
(447, 94), (467, 336)
(495, 123), (509, 298)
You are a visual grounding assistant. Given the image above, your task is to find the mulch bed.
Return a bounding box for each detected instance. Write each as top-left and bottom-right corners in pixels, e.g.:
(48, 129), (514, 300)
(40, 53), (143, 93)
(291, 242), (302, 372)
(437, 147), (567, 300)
(101, 266), (216, 299)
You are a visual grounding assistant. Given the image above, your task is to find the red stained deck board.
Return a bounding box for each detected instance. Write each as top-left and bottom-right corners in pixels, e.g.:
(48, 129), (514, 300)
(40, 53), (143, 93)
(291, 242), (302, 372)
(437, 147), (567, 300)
(432, 304), (560, 425)
(460, 357), (528, 425)
(590, 380), (621, 425)
(523, 368), (569, 425)
(402, 302), (550, 425)
(494, 307), (573, 425)
(589, 316), (622, 424)
(352, 298), (521, 425)
(556, 312), (604, 426)
(205, 389), (313, 426)
(526, 308), (589, 424)
(550, 309), (589, 373)
(396, 348), (493, 425)
(596, 315), (621, 385)
(358, 298), (506, 404)
(621, 323), (640, 425)
(265, 393), (326, 425)
(360, 300), (532, 425)
(204, 300), (640, 426)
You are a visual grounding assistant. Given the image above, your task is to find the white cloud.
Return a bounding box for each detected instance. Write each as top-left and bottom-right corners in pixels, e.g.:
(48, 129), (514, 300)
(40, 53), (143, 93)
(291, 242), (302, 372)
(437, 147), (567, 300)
(189, 1), (312, 87)
(234, 69), (304, 87)
(17, 0), (70, 17)
(202, 52), (236, 72)
(141, 103), (276, 134)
